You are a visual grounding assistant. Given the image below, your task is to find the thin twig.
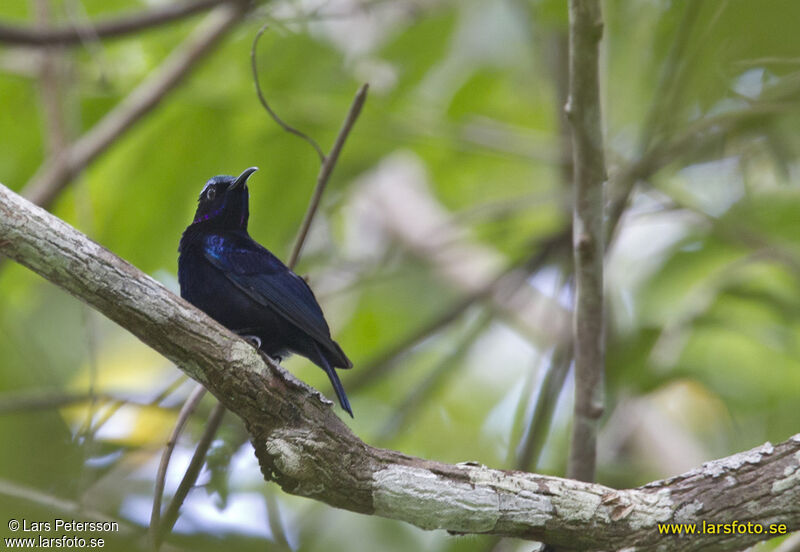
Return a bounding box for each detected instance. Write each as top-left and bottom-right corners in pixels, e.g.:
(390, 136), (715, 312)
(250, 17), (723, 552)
(600, 0), (701, 252)
(606, 101), (789, 247)
(33, 0), (68, 156)
(250, 24), (369, 268)
(62, 0), (112, 84)
(348, 231), (570, 392)
(515, 339), (573, 471)
(89, 374), (187, 434)
(505, 275), (573, 478)
(20, 1), (249, 210)
(606, 57), (800, 248)
(0, 390), (106, 414)
(0, 0), (232, 47)
(346, 265), (517, 392)
(288, 83), (369, 268)
(637, 1), (702, 152)
(77, 306), (101, 501)
(565, 0), (606, 483)
(265, 491), (292, 551)
(149, 385), (207, 550)
(250, 23), (325, 163)
(0, 378), (185, 416)
(155, 402), (226, 548)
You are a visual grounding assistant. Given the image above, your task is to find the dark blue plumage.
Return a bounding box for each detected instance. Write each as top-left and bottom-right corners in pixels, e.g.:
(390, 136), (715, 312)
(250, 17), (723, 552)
(178, 167), (353, 416)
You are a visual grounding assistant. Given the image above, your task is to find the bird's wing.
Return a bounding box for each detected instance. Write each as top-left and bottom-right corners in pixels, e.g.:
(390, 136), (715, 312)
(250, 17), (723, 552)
(202, 233), (333, 345)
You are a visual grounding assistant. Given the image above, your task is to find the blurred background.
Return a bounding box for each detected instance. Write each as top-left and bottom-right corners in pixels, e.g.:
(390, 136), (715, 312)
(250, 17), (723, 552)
(1, 0), (800, 550)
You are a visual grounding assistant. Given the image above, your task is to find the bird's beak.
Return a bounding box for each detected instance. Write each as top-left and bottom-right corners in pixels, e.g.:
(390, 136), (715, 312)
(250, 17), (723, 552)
(229, 167), (258, 191)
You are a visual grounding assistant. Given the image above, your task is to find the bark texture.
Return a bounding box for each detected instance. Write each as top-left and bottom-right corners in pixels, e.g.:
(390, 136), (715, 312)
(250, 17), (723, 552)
(566, 0), (607, 483)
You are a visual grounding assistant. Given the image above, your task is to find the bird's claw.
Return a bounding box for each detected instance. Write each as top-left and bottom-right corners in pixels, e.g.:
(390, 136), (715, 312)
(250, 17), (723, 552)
(241, 335), (262, 349)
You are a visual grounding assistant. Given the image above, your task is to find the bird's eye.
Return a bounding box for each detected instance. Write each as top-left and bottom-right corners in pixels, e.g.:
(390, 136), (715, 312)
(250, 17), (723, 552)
(206, 187), (216, 201)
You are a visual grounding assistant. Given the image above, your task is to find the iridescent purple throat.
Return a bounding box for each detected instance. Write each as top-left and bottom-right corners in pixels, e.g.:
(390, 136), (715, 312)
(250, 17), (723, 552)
(193, 207), (246, 227)
(193, 206), (223, 224)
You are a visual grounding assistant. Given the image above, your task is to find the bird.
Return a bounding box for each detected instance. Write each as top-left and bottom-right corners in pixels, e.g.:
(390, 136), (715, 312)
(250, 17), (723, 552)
(178, 167), (354, 416)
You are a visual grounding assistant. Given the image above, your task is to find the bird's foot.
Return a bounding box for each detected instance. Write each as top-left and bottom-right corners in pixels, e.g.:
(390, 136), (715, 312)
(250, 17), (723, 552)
(241, 335), (262, 349)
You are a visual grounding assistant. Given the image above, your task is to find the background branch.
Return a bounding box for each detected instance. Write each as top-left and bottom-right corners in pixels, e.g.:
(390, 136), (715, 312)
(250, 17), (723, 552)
(0, 0), (233, 47)
(0, 390), (131, 414)
(20, 1), (249, 210)
(565, 0), (606, 483)
(149, 384), (207, 549)
(288, 83), (369, 268)
(156, 401), (226, 547)
(250, 25), (369, 268)
(348, 230), (570, 392)
(250, 24), (326, 163)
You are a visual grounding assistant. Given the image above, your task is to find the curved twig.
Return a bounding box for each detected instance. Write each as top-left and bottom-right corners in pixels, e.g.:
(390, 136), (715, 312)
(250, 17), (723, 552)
(250, 23), (369, 267)
(250, 23), (326, 163)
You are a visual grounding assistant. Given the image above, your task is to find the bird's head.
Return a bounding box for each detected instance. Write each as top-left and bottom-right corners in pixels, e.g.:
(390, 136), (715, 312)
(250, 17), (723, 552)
(191, 167), (258, 230)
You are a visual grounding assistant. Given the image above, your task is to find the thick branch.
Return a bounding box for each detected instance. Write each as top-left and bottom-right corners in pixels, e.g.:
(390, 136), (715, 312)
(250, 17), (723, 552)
(565, 0), (606, 483)
(0, 0), (231, 47)
(0, 182), (798, 551)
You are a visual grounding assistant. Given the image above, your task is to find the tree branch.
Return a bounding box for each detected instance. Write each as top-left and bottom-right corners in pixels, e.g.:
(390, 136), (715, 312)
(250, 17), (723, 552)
(250, 24), (326, 163)
(156, 401), (226, 546)
(565, 0), (606, 483)
(250, 24), (369, 268)
(288, 83), (369, 268)
(0, 390), (130, 414)
(1, 182), (799, 550)
(150, 384), (207, 548)
(20, 1), (249, 210)
(515, 339), (573, 472)
(606, 77), (800, 248)
(0, 0), (233, 47)
(347, 230), (570, 392)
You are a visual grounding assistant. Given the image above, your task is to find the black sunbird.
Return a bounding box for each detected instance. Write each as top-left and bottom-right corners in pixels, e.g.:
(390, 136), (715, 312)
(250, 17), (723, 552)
(178, 167), (353, 416)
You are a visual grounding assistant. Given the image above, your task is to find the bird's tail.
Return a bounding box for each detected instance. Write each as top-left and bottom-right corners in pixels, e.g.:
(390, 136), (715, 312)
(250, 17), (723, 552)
(328, 340), (353, 369)
(312, 342), (353, 417)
